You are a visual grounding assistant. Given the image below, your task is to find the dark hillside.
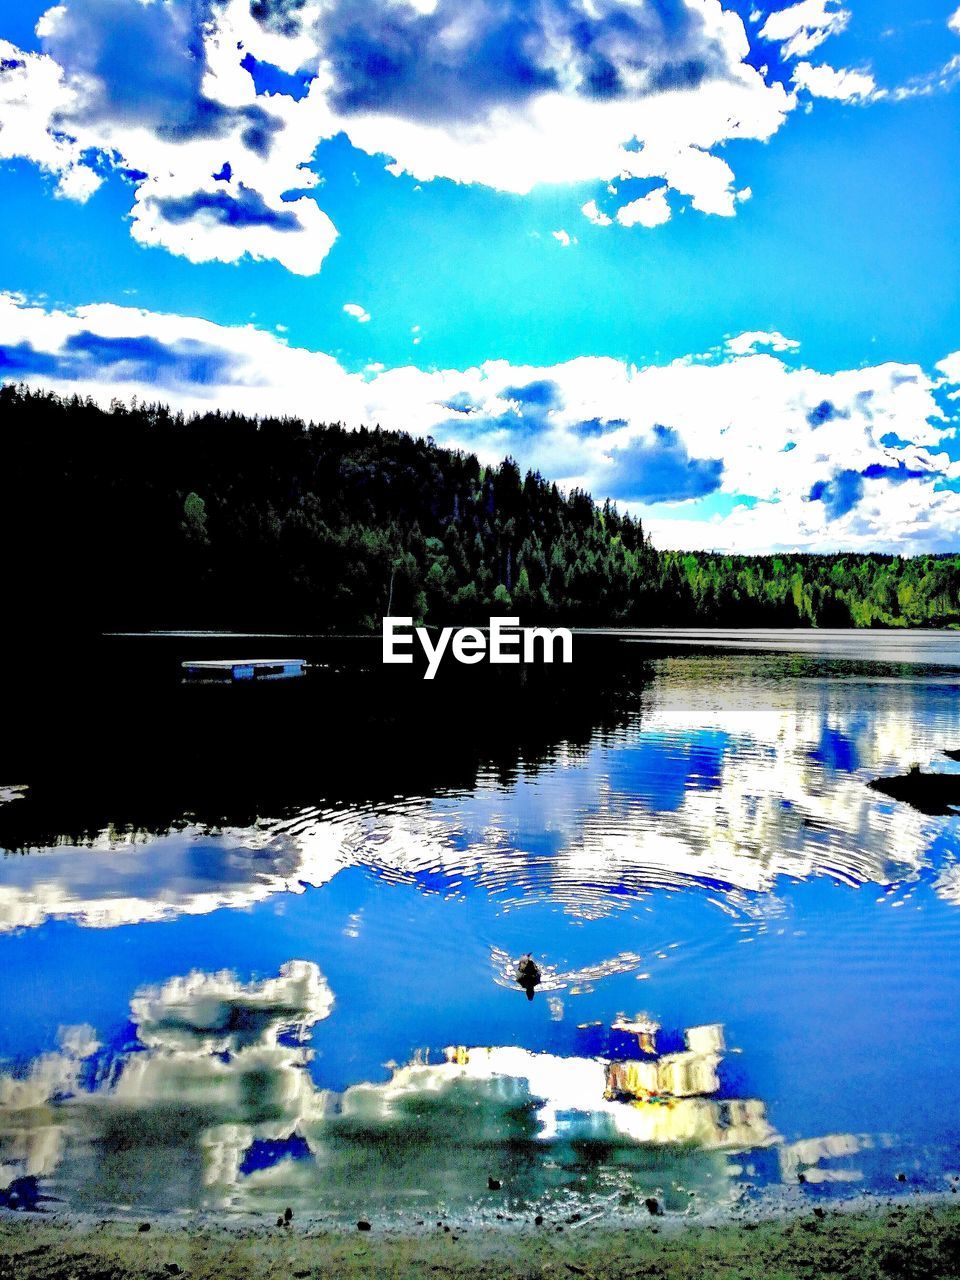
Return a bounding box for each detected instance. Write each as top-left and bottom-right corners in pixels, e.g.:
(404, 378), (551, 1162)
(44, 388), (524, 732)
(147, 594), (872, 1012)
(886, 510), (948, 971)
(2, 383), (959, 632)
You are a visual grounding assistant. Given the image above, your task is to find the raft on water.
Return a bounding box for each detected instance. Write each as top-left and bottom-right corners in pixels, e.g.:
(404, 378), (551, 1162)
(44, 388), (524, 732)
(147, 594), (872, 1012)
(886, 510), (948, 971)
(181, 658), (307, 683)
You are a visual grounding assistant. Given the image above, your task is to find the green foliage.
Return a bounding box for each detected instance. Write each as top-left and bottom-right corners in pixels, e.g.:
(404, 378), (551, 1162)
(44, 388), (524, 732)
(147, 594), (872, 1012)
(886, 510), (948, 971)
(181, 491), (209, 545)
(2, 382), (959, 631)
(656, 549), (960, 628)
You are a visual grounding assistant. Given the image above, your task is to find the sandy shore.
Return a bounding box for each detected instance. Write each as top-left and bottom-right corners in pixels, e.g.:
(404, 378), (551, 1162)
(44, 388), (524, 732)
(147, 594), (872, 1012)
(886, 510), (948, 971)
(3, 1201), (960, 1280)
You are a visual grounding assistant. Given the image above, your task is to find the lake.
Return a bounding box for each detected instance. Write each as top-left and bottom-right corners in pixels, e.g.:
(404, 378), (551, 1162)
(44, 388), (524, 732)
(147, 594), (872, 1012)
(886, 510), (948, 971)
(2, 630), (960, 1225)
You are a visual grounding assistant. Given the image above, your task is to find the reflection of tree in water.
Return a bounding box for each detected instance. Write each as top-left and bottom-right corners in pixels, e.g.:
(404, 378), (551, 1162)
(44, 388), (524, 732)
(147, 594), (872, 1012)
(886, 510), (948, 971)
(0, 635), (651, 853)
(5, 641), (960, 931)
(0, 960), (787, 1220)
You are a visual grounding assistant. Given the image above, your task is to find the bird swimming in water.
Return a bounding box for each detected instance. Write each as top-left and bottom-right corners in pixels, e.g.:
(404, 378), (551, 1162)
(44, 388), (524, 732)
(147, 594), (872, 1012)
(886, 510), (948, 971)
(516, 953), (542, 1001)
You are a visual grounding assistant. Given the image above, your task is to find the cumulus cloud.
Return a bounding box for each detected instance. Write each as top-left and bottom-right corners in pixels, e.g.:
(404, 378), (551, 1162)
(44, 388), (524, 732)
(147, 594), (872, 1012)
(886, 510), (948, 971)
(2, 291), (960, 554)
(759, 0), (850, 60)
(615, 184), (671, 227)
(0, 38), (102, 201)
(552, 228), (576, 246)
(950, 7), (960, 36)
(0, 0), (337, 273)
(307, 0), (793, 224)
(581, 198), (614, 226)
(792, 61), (878, 102)
(0, 0), (799, 269)
(343, 301), (371, 322)
(724, 330), (800, 356)
(605, 424), (723, 500)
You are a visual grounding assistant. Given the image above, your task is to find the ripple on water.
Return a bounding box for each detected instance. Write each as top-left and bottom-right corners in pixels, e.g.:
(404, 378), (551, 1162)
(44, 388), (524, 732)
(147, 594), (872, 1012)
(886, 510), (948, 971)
(3, 650), (960, 1221)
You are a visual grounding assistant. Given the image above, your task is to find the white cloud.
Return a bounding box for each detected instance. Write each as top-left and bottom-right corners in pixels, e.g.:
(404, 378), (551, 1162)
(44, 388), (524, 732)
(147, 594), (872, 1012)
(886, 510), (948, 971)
(0, 0), (797, 274)
(0, 3), (338, 276)
(937, 349), (960, 389)
(759, 0), (850, 60)
(615, 185), (671, 227)
(793, 61), (878, 102)
(0, 38), (102, 202)
(552, 229), (576, 247)
(950, 6), (960, 36)
(1, 292), (959, 555)
(581, 199), (613, 227)
(889, 53), (960, 102)
(313, 0), (792, 220)
(724, 330), (801, 355)
(343, 302), (371, 323)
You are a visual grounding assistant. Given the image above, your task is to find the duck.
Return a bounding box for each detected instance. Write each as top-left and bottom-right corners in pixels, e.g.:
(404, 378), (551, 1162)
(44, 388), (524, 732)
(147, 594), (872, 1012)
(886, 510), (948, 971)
(516, 953), (542, 1001)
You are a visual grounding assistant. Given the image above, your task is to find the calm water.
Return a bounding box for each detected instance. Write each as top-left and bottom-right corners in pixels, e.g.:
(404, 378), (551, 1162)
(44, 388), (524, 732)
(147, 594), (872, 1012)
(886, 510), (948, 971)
(2, 631), (960, 1224)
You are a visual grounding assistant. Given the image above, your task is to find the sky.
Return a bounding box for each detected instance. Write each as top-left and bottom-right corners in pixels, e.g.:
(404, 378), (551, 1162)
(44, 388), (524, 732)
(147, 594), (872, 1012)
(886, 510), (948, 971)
(1, 0), (960, 553)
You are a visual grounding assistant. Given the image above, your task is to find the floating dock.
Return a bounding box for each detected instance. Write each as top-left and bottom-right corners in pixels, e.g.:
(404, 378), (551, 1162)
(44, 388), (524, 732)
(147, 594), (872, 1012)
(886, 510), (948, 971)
(181, 658), (307, 683)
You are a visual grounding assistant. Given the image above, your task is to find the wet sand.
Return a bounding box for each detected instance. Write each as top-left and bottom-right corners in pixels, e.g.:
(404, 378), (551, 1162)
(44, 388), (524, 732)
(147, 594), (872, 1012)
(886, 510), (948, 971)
(3, 1202), (960, 1280)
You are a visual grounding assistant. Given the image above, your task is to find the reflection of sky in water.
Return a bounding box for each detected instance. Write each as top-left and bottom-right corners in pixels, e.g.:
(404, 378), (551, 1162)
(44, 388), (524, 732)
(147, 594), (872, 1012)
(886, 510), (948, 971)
(5, 660), (960, 927)
(0, 966), (778, 1219)
(3, 654), (960, 1218)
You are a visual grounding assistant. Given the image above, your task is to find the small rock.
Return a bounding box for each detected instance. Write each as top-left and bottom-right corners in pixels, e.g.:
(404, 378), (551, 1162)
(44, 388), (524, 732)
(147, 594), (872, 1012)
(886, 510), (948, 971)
(138, 1223), (150, 1233)
(534, 1214), (544, 1226)
(488, 1177), (502, 1191)
(896, 1173), (907, 1182)
(276, 1218), (284, 1228)
(164, 1266), (181, 1276)
(284, 1207), (292, 1223)
(644, 1197), (662, 1217)
(813, 1207), (826, 1220)
(357, 1220), (372, 1232)
(798, 1173), (807, 1184)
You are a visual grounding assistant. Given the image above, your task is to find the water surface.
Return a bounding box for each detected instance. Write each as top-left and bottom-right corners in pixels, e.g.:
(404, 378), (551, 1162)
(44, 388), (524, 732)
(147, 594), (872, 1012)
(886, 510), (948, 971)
(2, 632), (960, 1223)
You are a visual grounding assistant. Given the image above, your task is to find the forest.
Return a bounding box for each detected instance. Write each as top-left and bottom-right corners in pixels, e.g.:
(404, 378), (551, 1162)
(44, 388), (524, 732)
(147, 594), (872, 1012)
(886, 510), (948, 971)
(3, 382), (960, 632)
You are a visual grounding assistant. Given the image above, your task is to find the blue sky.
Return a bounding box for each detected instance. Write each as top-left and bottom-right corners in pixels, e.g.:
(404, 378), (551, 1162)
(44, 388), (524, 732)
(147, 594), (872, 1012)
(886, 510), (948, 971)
(1, 0), (960, 551)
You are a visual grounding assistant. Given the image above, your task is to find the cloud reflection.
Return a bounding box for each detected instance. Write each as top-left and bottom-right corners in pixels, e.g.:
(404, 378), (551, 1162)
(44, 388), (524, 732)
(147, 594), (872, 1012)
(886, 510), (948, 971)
(0, 962), (783, 1219)
(3, 662), (960, 930)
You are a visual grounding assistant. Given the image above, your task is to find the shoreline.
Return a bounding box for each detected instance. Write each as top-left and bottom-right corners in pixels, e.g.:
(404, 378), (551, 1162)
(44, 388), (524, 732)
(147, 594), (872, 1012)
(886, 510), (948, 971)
(4, 1197), (960, 1280)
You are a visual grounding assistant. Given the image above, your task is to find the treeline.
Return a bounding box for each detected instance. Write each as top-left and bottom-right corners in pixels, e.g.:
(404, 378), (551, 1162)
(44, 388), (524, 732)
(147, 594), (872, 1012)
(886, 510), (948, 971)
(657, 551), (960, 628)
(2, 383), (959, 631)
